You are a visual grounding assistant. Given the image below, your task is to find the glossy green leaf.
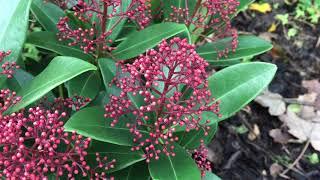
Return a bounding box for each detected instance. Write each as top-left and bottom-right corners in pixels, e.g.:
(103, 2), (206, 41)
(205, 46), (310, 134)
(31, 0), (64, 32)
(66, 71), (101, 100)
(204, 171), (221, 180)
(26, 31), (94, 61)
(238, 0), (255, 11)
(98, 58), (117, 90)
(106, 0), (132, 43)
(162, 0), (197, 19)
(87, 140), (145, 173)
(98, 58), (143, 108)
(112, 23), (188, 60)
(177, 120), (218, 149)
(7, 56), (96, 113)
(208, 62), (277, 121)
(0, 0), (31, 61)
(11, 69), (55, 101)
(64, 106), (147, 146)
(148, 143), (201, 180)
(197, 36), (273, 66)
(88, 91), (109, 107)
(111, 161), (150, 180)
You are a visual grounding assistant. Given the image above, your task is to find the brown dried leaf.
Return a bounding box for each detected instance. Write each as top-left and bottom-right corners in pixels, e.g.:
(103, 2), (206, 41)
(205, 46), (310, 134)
(270, 163), (283, 177)
(297, 93), (318, 120)
(269, 128), (290, 144)
(255, 91), (286, 116)
(302, 80), (320, 93)
(248, 124), (260, 141)
(302, 80), (320, 110)
(279, 111), (320, 151)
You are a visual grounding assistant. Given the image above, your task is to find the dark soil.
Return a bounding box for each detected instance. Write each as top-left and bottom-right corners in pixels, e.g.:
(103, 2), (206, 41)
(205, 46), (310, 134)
(209, 1), (320, 179)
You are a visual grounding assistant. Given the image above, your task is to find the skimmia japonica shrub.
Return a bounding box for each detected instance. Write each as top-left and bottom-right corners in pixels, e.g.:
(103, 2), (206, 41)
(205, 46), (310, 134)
(0, 0), (276, 179)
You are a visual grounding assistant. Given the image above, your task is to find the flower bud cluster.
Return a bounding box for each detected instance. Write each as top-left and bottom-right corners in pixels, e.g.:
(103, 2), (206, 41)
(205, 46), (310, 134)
(104, 38), (220, 162)
(0, 50), (20, 78)
(0, 90), (115, 179)
(164, 0), (239, 56)
(192, 141), (212, 177)
(56, 0), (151, 54)
(46, 0), (70, 9)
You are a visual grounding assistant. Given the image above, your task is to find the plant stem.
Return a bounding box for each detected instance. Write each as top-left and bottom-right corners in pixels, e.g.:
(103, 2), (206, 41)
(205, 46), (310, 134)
(59, 85), (64, 98)
(98, 3), (108, 57)
(280, 139), (310, 176)
(191, 0), (202, 20)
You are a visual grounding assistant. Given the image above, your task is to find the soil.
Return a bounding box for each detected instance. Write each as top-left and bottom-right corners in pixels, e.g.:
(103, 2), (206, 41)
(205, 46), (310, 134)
(209, 1), (320, 179)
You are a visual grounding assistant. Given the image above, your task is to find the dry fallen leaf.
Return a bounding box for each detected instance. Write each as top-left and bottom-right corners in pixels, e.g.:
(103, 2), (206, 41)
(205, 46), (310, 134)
(269, 128), (290, 144)
(248, 124), (260, 141)
(302, 79), (320, 110)
(255, 91), (286, 116)
(270, 163), (283, 177)
(297, 93), (318, 120)
(279, 111), (320, 151)
(249, 3), (272, 14)
(268, 23), (277, 32)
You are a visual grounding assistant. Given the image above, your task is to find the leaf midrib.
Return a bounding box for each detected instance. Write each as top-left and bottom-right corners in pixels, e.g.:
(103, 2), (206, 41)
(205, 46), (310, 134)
(198, 45), (271, 56)
(66, 124), (149, 134)
(20, 68), (92, 100)
(31, 2), (57, 30)
(167, 156), (178, 180)
(113, 25), (185, 55)
(29, 37), (90, 56)
(213, 66), (275, 103)
(79, 72), (95, 96)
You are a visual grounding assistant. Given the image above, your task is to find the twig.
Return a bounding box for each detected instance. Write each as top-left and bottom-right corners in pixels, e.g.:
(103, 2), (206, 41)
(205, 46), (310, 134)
(316, 36), (320, 48)
(280, 139), (310, 176)
(283, 98), (315, 106)
(223, 150), (242, 169)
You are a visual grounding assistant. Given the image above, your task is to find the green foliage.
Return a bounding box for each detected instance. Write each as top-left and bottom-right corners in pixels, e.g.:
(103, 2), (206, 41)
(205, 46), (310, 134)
(295, 0), (320, 24)
(6, 56), (96, 113)
(26, 31), (95, 61)
(87, 140), (146, 173)
(66, 71), (102, 100)
(204, 171), (221, 180)
(197, 35), (273, 66)
(148, 143), (201, 180)
(0, 0), (31, 61)
(0, 0), (277, 179)
(208, 62), (277, 121)
(64, 106), (147, 146)
(112, 22), (189, 60)
(31, 0), (64, 32)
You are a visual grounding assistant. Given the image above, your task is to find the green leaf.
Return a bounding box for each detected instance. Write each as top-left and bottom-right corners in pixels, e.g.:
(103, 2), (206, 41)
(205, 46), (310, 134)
(208, 62), (277, 121)
(238, 0), (255, 12)
(162, 0), (197, 19)
(12, 69), (55, 101)
(66, 71), (101, 100)
(87, 140), (145, 173)
(204, 171), (221, 180)
(111, 161), (150, 180)
(26, 31), (94, 61)
(197, 35), (273, 66)
(7, 56), (96, 113)
(106, 0), (132, 43)
(31, 0), (64, 32)
(177, 120), (218, 149)
(0, 0), (31, 61)
(98, 58), (117, 90)
(64, 106), (147, 146)
(98, 58), (143, 108)
(148, 143), (201, 180)
(112, 22), (188, 60)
